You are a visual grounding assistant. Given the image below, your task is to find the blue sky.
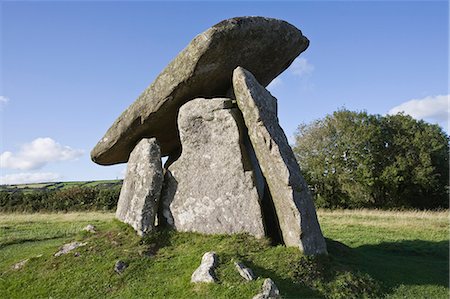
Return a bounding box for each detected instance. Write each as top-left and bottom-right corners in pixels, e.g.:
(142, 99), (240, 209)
(1, 1), (448, 184)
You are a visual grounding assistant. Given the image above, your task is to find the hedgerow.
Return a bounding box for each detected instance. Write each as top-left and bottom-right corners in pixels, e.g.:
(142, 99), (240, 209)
(0, 186), (120, 212)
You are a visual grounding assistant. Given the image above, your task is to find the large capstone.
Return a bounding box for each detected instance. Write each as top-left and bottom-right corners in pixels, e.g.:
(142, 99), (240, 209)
(91, 16), (309, 165)
(115, 138), (163, 236)
(160, 98), (266, 238)
(233, 67), (327, 255)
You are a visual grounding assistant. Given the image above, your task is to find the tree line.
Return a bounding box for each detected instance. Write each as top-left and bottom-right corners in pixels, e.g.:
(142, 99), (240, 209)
(293, 110), (449, 210)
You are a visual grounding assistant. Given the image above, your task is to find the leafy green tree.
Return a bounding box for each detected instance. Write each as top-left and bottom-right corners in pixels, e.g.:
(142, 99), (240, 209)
(293, 109), (449, 209)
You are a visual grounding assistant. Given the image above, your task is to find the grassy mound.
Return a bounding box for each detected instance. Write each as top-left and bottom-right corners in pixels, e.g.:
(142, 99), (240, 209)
(0, 210), (448, 298)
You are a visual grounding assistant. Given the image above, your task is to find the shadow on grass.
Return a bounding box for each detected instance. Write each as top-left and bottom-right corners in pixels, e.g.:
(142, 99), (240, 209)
(0, 235), (69, 249)
(326, 238), (449, 292)
(247, 260), (325, 298)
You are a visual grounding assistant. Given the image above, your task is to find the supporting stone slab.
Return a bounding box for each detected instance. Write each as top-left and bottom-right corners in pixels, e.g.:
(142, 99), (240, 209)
(233, 66), (327, 255)
(116, 138), (163, 236)
(160, 98), (266, 238)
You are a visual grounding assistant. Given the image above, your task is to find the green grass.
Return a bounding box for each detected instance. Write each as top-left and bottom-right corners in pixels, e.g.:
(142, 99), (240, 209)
(319, 210), (449, 298)
(0, 210), (448, 298)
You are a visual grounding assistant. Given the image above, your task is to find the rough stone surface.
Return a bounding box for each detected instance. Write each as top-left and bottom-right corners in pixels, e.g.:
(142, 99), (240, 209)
(82, 224), (96, 233)
(54, 242), (87, 257)
(114, 260), (128, 274)
(233, 67), (327, 255)
(160, 98), (265, 237)
(12, 259), (28, 270)
(252, 278), (280, 299)
(191, 252), (218, 283)
(234, 261), (256, 281)
(115, 138), (163, 236)
(91, 16), (309, 165)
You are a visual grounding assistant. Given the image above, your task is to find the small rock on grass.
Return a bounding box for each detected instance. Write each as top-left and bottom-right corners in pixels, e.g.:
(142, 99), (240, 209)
(191, 252), (218, 283)
(234, 261), (256, 281)
(114, 260), (128, 274)
(82, 224), (96, 233)
(11, 259), (29, 270)
(54, 242), (87, 257)
(252, 278), (280, 299)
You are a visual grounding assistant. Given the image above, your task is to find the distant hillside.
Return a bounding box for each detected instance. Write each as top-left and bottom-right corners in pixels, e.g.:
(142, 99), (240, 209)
(0, 180), (123, 193)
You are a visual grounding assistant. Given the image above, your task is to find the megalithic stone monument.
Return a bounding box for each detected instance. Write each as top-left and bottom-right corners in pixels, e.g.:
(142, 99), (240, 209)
(91, 16), (327, 255)
(233, 67), (327, 255)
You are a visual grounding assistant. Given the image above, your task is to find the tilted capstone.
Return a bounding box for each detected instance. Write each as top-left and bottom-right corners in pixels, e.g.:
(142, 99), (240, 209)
(91, 16), (308, 165)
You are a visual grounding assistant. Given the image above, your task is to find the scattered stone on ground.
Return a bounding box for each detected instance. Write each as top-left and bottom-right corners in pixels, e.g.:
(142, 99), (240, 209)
(116, 138), (163, 236)
(160, 98), (265, 237)
(234, 261), (256, 281)
(233, 66), (327, 255)
(252, 278), (280, 299)
(91, 16), (308, 165)
(11, 259), (28, 270)
(114, 260), (128, 274)
(54, 242), (87, 257)
(74, 252), (81, 257)
(191, 252), (218, 283)
(82, 224), (96, 233)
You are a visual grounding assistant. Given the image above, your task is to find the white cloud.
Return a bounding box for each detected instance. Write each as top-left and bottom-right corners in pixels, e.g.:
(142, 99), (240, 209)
(0, 96), (9, 108)
(290, 57), (315, 77)
(0, 96), (9, 104)
(0, 137), (84, 170)
(267, 77), (283, 91)
(388, 94), (449, 127)
(0, 172), (62, 185)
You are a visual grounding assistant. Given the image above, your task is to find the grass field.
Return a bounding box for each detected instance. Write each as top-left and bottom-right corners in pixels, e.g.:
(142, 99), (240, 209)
(0, 210), (448, 298)
(0, 180), (122, 193)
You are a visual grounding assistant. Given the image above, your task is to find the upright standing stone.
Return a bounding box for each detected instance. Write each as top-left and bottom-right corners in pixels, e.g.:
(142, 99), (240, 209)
(116, 138), (163, 236)
(160, 98), (266, 238)
(233, 67), (327, 255)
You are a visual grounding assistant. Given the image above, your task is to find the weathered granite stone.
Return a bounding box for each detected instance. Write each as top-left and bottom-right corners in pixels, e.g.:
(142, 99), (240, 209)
(233, 67), (327, 255)
(82, 224), (96, 233)
(116, 138), (163, 236)
(114, 260), (128, 274)
(54, 241), (87, 257)
(252, 278), (280, 299)
(160, 98), (266, 238)
(11, 259), (28, 270)
(91, 16), (309, 165)
(234, 261), (256, 281)
(191, 252), (218, 283)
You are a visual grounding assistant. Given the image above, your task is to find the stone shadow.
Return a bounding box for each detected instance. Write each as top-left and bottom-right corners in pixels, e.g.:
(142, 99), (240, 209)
(157, 170), (177, 228)
(326, 238), (449, 291)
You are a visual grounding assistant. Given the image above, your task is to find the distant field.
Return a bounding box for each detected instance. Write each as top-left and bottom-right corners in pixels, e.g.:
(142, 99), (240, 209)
(0, 180), (123, 193)
(0, 209), (448, 298)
